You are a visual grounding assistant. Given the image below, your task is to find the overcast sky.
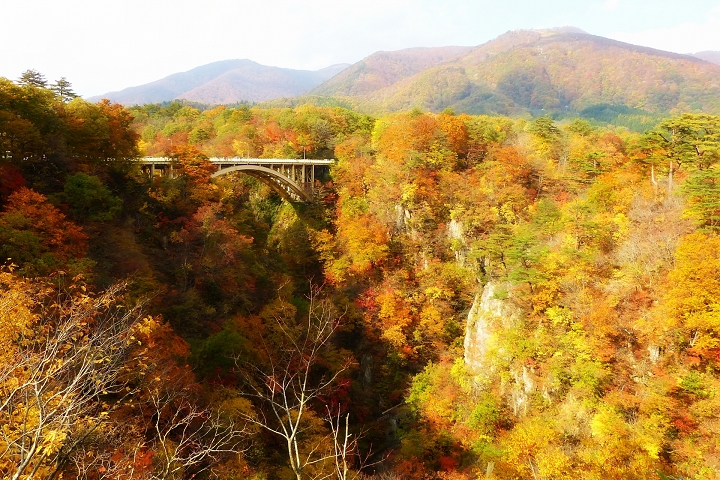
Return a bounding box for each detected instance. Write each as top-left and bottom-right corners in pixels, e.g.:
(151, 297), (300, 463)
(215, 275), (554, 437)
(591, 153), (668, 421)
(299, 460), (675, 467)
(2, 0), (719, 97)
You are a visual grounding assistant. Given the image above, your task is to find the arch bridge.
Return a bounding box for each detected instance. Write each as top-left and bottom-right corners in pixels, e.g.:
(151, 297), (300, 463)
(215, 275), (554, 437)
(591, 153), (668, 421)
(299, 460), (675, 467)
(139, 157), (334, 202)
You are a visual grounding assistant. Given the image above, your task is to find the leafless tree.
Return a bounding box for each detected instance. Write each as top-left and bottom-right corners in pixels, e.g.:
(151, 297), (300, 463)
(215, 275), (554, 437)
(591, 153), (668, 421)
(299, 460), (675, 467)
(328, 409), (353, 480)
(140, 375), (249, 480)
(237, 284), (353, 480)
(0, 275), (250, 480)
(0, 281), (141, 480)
(326, 405), (390, 480)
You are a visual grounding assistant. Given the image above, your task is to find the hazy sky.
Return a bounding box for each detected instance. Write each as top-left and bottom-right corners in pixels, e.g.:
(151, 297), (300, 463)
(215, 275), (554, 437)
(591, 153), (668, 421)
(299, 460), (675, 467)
(2, 0), (719, 97)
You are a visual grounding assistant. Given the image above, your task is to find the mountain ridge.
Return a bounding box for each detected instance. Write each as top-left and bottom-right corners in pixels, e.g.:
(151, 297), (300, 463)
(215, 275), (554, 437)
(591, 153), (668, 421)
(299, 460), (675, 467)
(308, 29), (720, 116)
(88, 60), (350, 105)
(310, 46), (476, 97)
(90, 29), (720, 118)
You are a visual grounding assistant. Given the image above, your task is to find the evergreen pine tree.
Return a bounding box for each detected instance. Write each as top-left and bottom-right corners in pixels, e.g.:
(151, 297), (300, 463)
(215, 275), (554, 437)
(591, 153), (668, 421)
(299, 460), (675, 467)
(51, 77), (78, 102)
(17, 69), (47, 88)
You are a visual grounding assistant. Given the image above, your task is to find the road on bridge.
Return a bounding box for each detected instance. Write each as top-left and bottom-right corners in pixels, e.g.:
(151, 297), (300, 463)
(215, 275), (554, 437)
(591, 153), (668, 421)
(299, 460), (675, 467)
(139, 157), (334, 202)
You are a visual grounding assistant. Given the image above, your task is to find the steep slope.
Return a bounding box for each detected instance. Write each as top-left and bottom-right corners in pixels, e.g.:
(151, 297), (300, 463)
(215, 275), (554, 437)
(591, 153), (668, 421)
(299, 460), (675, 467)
(89, 60), (349, 105)
(312, 30), (720, 116)
(310, 46), (474, 97)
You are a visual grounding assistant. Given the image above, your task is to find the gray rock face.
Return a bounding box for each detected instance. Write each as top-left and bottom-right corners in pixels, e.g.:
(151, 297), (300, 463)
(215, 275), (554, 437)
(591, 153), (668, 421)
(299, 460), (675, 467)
(394, 204), (410, 230)
(463, 281), (517, 372)
(509, 365), (535, 416)
(464, 281), (541, 417)
(648, 344), (661, 363)
(448, 219), (467, 265)
(448, 219), (464, 241)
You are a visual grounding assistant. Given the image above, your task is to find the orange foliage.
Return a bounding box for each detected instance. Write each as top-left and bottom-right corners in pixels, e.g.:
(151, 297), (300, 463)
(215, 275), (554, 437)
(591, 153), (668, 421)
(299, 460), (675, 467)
(376, 113), (438, 163)
(438, 455), (458, 471)
(396, 459), (433, 480)
(97, 99), (140, 159)
(437, 113), (469, 158)
(335, 135), (368, 162)
(333, 155), (372, 198)
(0, 187), (87, 261)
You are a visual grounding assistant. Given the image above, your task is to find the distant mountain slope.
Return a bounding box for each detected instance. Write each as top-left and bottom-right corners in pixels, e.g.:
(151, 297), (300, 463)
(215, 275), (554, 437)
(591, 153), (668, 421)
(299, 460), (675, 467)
(311, 29), (720, 116)
(692, 51), (720, 65)
(310, 46), (474, 97)
(88, 61), (349, 105)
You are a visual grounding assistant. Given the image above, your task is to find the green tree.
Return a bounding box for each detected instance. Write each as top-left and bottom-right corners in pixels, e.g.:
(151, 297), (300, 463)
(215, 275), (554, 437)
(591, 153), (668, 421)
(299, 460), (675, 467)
(641, 114), (720, 191)
(50, 77), (77, 102)
(527, 116), (566, 165)
(681, 166), (720, 230)
(17, 69), (47, 88)
(62, 173), (122, 222)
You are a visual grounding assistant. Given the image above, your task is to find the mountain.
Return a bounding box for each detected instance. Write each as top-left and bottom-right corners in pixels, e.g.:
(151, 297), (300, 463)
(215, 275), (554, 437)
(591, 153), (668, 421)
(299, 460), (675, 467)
(692, 51), (720, 65)
(310, 29), (720, 116)
(312, 46), (475, 97)
(88, 60), (349, 105)
(90, 31), (720, 117)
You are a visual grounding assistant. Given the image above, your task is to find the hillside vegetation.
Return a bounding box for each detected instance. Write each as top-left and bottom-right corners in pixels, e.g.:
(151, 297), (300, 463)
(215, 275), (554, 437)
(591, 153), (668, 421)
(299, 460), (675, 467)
(91, 29), (720, 131)
(2, 76), (720, 479)
(310, 29), (720, 123)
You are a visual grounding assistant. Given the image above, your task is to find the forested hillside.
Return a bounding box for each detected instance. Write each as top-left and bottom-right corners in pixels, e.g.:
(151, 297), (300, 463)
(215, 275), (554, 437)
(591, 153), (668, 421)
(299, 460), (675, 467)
(2, 75), (720, 479)
(88, 29), (720, 131)
(309, 29), (720, 124)
(310, 46), (475, 97)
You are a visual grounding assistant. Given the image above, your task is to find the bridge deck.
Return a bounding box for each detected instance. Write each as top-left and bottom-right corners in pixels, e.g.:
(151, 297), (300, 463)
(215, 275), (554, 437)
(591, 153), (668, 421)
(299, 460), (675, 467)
(138, 157), (334, 202)
(140, 157), (334, 165)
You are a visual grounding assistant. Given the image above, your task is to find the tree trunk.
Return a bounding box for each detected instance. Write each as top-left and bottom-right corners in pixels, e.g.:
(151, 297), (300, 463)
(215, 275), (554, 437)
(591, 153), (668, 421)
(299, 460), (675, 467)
(651, 163), (658, 195)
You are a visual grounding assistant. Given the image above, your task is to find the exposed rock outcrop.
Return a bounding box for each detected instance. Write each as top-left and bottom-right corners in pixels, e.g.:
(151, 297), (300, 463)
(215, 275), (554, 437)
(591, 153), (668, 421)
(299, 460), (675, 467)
(463, 281), (518, 373)
(509, 365), (535, 416)
(448, 219), (467, 265)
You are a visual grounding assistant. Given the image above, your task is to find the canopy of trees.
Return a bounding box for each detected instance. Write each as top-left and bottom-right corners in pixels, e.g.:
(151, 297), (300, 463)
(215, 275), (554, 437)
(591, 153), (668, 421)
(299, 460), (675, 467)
(2, 75), (720, 479)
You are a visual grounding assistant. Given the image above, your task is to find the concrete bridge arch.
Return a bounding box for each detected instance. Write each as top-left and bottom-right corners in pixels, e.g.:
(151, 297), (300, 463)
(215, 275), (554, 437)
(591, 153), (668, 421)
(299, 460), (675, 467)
(211, 164), (312, 202)
(140, 157), (333, 202)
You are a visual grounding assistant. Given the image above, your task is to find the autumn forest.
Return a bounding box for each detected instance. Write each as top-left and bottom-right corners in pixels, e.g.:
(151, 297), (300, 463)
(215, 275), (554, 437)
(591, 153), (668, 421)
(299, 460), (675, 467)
(2, 67), (720, 480)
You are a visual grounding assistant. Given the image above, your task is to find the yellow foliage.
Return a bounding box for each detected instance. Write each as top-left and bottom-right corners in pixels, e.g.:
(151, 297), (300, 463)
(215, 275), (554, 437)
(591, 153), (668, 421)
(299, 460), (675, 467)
(137, 139), (150, 155)
(636, 413), (667, 459)
(590, 404), (628, 441)
(402, 183), (419, 204)
(40, 429), (67, 456)
(662, 232), (720, 350)
(382, 325), (408, 350)
(534, 444), (573, 479)
(419, 304), (444, 339)
(0, 271), (39, 349)
(612, 212), (630, 243)
(498, 417), (559, 478)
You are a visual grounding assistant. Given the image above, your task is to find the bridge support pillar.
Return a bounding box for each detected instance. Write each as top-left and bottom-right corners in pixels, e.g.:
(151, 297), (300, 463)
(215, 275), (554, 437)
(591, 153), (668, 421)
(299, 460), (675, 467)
(140, 157), (333, 203)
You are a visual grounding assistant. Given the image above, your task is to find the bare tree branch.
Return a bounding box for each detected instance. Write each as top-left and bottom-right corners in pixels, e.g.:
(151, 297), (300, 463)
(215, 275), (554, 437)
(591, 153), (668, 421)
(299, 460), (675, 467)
(235, 284), (352, 480)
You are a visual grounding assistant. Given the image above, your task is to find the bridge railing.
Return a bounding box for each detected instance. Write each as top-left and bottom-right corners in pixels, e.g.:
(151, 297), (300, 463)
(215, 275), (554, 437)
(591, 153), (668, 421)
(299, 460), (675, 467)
(139, 157), (334, 164)
(138, 157), (334, 202)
